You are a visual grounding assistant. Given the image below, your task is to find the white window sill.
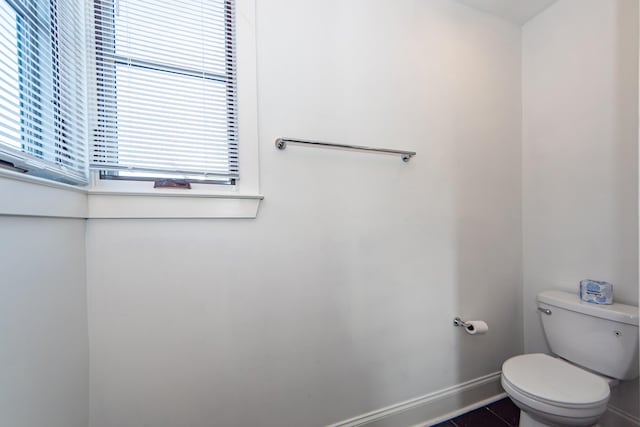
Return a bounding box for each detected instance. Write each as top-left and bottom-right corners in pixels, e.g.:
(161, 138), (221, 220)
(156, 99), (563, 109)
(87, 190), (263, 219)
(0, 169), (88, 218)
(0, 169), (263, 219)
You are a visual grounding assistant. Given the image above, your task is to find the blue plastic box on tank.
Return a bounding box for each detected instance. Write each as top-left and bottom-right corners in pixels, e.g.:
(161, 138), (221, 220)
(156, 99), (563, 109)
(579, 279), (613, 305)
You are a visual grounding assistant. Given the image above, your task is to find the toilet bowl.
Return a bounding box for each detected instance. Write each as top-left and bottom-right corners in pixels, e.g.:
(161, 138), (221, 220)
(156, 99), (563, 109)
(501, 290), (639, 427)
(501, 354), (610, 427)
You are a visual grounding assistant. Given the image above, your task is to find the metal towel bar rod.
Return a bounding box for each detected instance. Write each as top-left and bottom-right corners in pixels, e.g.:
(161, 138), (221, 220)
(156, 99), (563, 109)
(275, 137), (416, 162)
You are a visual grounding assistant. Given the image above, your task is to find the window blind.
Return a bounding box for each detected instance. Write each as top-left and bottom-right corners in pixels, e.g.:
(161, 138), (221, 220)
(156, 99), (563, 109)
(0, 0), (88, 184)
(88, 0), (239, 182)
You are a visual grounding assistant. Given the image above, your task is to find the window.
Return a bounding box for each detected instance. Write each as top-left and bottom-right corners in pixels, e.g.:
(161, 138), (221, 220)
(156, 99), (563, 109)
(88, 0), (239, 185)
(0, 0), (259, 218)
(0, 0), (87, 184)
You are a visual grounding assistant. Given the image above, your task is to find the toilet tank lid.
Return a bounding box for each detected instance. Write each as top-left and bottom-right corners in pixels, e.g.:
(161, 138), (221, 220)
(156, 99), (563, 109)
(537, 291), (638, 326)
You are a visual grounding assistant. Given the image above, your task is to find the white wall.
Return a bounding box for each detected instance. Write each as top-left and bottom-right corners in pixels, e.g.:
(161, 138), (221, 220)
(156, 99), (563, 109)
(522, 0), (639, 420)
(0, 217), (88, 427)
(86, 1), (523, 426)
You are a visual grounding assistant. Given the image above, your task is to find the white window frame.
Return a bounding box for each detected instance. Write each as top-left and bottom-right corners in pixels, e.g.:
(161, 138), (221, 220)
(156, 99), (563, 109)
(0, 0), (262, 219)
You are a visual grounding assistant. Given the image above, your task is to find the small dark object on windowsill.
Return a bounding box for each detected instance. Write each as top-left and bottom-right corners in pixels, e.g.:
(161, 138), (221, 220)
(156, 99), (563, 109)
(0, 159), (27, 173)
(154, 179), (192, 189)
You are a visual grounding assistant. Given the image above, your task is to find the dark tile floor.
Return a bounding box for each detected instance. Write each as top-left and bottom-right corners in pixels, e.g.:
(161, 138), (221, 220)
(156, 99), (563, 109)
(431, 397), (520, 427)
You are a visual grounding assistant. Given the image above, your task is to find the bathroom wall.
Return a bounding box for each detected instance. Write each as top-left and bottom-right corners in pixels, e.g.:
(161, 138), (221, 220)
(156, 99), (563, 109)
(86, 1), (523, 426)
(0, 217), (88, 427)
(522, 0), (639, 420)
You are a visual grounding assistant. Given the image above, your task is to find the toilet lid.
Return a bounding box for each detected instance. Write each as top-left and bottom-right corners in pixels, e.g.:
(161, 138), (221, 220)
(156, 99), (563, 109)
(502, 354), (610, 407)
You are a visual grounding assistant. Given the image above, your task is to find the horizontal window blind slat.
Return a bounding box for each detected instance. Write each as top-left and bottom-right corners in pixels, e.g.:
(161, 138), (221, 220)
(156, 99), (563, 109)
(95, 156), (236, 168)
(96, 165), (238, 179)
(93, 140), (237, 156)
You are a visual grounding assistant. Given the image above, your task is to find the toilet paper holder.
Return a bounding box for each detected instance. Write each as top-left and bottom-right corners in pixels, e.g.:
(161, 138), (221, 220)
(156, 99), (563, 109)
(453, 317), (489, 335)
(453, 317), (471, 328)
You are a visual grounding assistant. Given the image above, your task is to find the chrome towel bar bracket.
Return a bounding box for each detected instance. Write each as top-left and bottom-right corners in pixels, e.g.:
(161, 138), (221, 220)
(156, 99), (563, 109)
(275, 137), (416, 162)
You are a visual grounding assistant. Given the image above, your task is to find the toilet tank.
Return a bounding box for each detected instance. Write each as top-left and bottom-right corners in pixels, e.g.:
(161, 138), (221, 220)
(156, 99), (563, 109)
(537, 290), (639, 380)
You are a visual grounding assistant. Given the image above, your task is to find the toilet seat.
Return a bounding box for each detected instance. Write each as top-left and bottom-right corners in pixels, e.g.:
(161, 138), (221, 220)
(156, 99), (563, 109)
(501, 354), (610, 424)
(502, 353), (610, 408)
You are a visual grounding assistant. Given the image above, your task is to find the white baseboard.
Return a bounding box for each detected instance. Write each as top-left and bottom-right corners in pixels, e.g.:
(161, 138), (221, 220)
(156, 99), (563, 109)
(327, 372), (504, 427)
(600, 405), (640, 427)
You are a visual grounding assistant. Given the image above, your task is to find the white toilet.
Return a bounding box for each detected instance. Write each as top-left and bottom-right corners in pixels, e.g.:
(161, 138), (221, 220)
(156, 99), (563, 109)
(501, 290), (639, 427)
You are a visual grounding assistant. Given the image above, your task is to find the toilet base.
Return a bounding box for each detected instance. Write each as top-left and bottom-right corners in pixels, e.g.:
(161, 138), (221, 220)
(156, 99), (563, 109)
(520, 411), (557, 427)
(520, 411), (550, 427)
(519, 410), (597, 427)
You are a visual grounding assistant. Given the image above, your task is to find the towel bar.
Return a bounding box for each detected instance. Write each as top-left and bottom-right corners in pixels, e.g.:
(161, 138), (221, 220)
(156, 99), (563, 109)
(275, 137), (416, 162)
